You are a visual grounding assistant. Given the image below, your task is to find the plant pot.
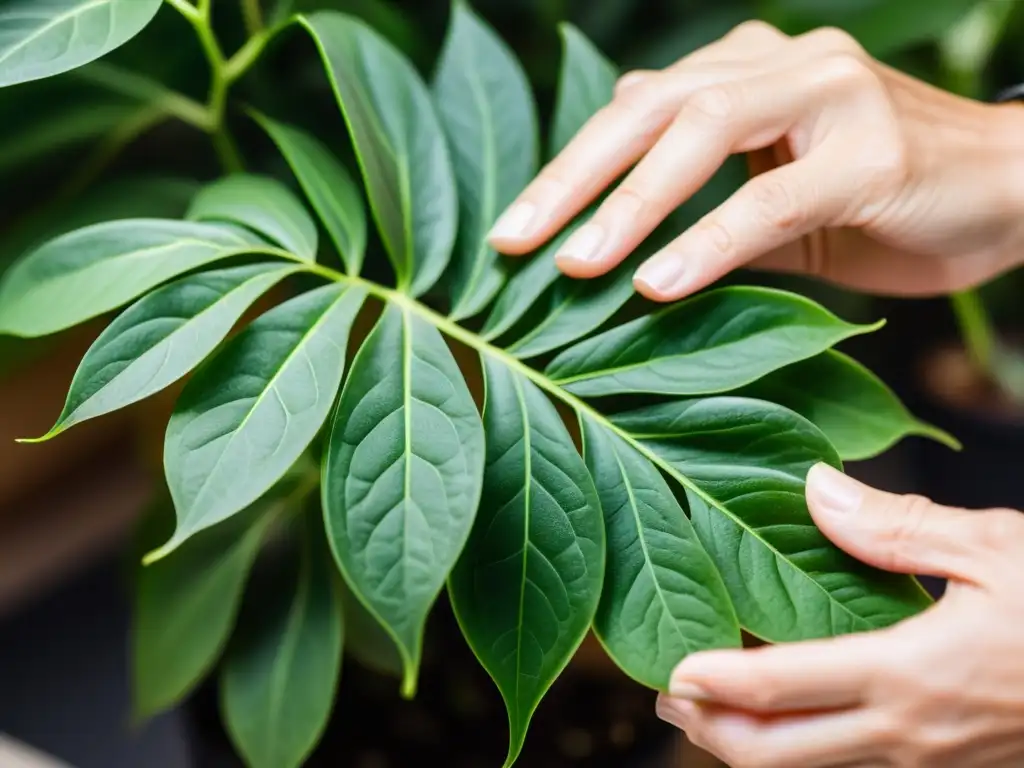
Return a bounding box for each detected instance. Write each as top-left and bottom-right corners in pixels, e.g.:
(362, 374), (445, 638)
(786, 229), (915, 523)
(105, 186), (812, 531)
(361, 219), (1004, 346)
(183, 596), (681, 768)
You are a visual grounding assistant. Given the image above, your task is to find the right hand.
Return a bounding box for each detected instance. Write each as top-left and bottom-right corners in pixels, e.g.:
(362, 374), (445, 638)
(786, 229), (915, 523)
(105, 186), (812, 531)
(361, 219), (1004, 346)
(488, 21), (1024, 302)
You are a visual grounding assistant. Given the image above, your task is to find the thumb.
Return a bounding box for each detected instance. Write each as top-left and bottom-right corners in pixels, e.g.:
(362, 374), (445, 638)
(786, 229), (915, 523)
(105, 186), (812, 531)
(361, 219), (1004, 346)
(805, 463), (998, 584)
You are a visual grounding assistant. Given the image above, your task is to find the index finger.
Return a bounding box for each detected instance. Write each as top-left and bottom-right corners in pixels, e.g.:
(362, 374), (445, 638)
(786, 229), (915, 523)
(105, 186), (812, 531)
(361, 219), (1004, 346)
(668, 633), (887, 713)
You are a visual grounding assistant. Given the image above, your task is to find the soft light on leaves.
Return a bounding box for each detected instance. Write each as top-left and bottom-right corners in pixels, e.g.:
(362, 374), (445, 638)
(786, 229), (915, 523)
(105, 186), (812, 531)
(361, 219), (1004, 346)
(547, 287), (880, 397)
(550, 24), (617, 155)
(449, 357), (604, 768)
(0, 0), (163, 87)
(735, 350), (959, 461)
(28, 263), (300, 441)
(155, 283), (367, 560)
(132, 480), (303, 719)
(613, 398), (932, 640)
(187, 174), (319, 261)
(221, 516), (343, 768)
(0, 219), (271, 338)
(322, 303), (484, 698)
(253, 114), (368, 276)
(301, 11), (457, 296)
(581, 417), (740, 690)
(433, 0), (538, 321)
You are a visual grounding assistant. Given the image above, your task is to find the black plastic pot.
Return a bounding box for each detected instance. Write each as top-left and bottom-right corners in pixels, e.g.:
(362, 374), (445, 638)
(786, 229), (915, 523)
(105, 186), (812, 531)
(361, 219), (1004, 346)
(185, 598), (678, 768)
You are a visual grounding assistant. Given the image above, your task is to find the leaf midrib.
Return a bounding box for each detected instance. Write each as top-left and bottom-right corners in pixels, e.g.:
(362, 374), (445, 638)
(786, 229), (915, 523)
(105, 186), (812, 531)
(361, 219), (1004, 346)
(273, 256), (885, 636)
(0, 0), (109, 67)
(510, 371), (532, 725)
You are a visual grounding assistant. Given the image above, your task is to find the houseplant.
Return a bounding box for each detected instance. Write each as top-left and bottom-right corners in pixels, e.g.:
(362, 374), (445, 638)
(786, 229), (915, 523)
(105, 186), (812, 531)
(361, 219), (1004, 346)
(0, 1), (959, 766)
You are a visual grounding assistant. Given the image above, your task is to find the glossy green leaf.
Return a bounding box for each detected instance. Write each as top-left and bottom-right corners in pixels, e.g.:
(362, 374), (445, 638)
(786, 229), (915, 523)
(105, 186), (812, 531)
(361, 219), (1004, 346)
(133, 480), (303, 718)
(481, 217), (585, 342)
(613, 398), (932, 640)
(550, 24), (617, 155)
(339, 579), (402, 678)
(252, 114), (368, 276)
(735, 350), (959, 461)
(507, 256), (638, 359)
(301, 11), (457, 296)
(30, 264), (300, 441)
(0, 220), (271, 338)
(221, 517), (342, 768)
(187, 174), (319, 261)
(0, 0), (163, 87)
(433, 0), (538, 321)
(155, 283), (368, 560)
(547, 287), (879, 397)
(581, 417), (740, 690)
(450, 358), (604, 768)
(322, 303), (484, 697)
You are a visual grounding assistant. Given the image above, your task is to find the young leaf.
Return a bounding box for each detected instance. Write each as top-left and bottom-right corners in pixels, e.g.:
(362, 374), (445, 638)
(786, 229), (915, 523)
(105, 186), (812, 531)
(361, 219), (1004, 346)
(322, 303), (484, 698)
(221, 517), (343, 768)
(735, 350), (959, 461)
(449, 358), (605, 768)
(550, 24), (618, 155)
(433, 0), (538, 321)
(133, 480), (304, 719)
(0, 220), (272, 338)
(613, 398), (933, 640)
(301, 11), (458, 296)
(252, 114), (367, 275)
(155, 283), (368, 560)
(580, 417), (741, 690)
(187, 174), (319, 261)
(0, 0), (163, 87)
(29, 263), (300, 441)
(547, 287), (880, 397)
(507, 255), (639, 359)
(481, 217), (585, 341)
(339, 579), (403, 678)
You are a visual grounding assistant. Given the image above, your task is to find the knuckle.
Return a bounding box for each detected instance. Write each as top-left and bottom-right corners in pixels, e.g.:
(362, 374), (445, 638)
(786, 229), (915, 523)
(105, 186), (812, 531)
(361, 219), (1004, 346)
(751, 177), (803, 233)
(971, 508), (1024, 554)
(694, 218), (735, 258)
(686, 86), (736, 123)
(808, 25), (863, 54)
(729, 19), (783, 42)
(818, 51), (873, 89)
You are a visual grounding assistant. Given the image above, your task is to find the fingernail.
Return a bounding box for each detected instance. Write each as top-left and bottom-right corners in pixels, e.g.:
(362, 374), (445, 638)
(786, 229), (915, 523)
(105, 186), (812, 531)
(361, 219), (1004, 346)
(669, 681), (713, 702)
(489, 201), (537, 240)
(556, 223), (605, 263)
(807, 463), (863, 516)
(634, 252), (685, 294)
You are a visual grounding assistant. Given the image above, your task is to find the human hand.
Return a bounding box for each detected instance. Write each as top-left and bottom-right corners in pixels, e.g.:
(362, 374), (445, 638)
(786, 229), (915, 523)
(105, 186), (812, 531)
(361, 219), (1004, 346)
(487, 22), (1024, 301)
(655, 463), (1024, 768)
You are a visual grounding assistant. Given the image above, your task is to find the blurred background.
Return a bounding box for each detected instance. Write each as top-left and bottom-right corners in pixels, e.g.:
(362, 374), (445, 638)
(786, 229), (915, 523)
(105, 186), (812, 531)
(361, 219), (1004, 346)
(1, 0), (1022, 766)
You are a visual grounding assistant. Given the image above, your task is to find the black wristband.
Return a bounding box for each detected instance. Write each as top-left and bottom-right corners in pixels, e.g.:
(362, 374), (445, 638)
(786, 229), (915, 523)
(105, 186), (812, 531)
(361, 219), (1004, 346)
(995, 83), (1024, 103)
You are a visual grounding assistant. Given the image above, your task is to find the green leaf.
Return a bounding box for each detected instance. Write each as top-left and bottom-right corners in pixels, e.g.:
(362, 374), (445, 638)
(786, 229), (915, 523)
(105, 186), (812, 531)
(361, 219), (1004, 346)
(221, 516), (343, 768)
(322, 303), (484, 697)
(132, 480), (303, 719)
(187, 174), (319, 261)
(735, 350), (959, 461)
(449, 357), (604, 768)
(339, 579), (402, 678)
(0, 219), (272, 338)
(0, 0), (163, 87)
(550, 24), (617, 155)
(28, 263), (301, 441)
(433, 0), (538, 321)
(547, 287), (880, 397)
(507, 256), (638, 359)
(252, 114), (367, 275)
(480, 217), (584, 341)
(613, 398), (932, 641)
(300, 11), (457, 296)
(154, 283), (368, 560)
(580, 417), (741, 690)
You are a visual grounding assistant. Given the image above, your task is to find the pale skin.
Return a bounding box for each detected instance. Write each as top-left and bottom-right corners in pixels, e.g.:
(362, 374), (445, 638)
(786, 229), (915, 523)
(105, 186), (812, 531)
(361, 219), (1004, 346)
(487, 20), (1024, 768)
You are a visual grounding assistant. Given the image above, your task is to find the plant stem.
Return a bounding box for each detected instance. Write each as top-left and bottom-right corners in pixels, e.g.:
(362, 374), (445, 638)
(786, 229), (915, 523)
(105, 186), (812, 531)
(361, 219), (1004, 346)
(165, 0), (199, 22)
(77, 62), (209, 128)
(951, 289), (996, 372)
(212, 127), (245, 173)
(242, 0), (265, 35)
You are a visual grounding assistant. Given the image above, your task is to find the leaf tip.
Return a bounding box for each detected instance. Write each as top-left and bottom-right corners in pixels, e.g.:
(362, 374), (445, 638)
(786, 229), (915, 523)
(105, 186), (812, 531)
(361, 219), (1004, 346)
(400, 667), (418, 700)
(141, 538), (181, 566)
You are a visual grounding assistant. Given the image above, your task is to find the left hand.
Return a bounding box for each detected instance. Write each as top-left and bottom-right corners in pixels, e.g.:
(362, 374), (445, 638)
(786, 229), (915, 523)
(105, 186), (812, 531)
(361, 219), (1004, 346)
(656, 463), (1024, 768)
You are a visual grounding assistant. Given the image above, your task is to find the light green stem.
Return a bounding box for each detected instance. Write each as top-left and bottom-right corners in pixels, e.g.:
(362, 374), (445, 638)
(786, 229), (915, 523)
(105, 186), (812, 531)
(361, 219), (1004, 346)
(242, 0), (265, 35)
(951, 290), (996, 372)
